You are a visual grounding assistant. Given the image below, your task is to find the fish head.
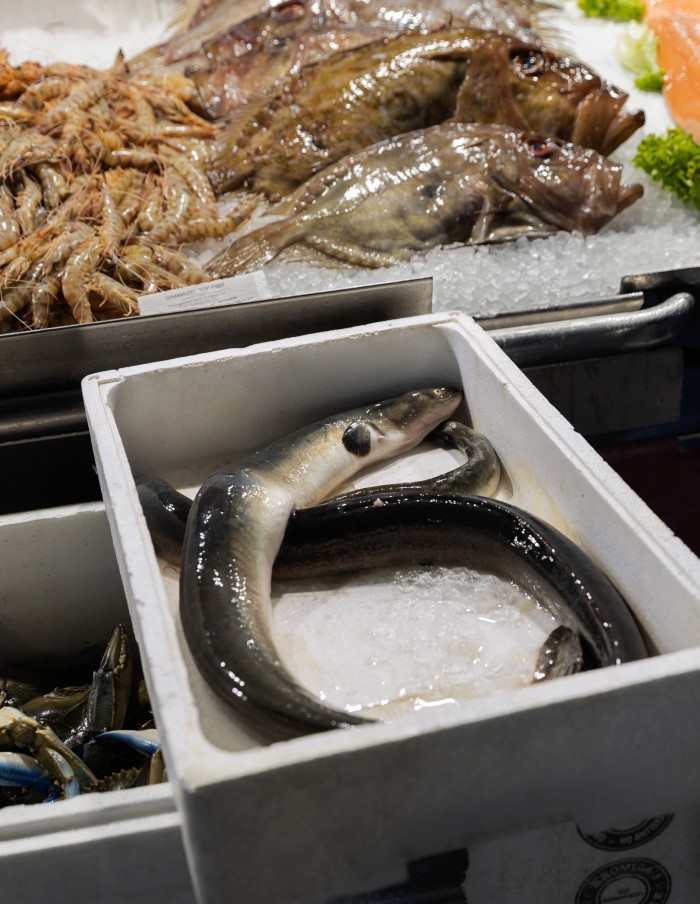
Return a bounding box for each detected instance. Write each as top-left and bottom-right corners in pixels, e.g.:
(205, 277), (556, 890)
(345, 388), (463, 461)
(453, 34), (644, 154)
(489, 130), (643, 236)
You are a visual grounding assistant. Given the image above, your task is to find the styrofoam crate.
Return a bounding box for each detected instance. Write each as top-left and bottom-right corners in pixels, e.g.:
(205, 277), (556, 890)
(82, 312), (700, 904)
(0, 502), (195, 904)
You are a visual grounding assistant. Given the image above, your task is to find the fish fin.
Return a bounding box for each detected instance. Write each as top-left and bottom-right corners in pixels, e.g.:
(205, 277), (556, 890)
(304, 234), (407, 268)
(204, 219), (295, 277)
(166, 0), (203, 36)
(528, 1), (572, 54)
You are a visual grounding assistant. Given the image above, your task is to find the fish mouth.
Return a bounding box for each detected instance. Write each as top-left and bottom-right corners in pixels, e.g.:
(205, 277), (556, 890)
(575, 160), (644, 234)
(570, 85), (645, 155)
(515, 141), (644, 235)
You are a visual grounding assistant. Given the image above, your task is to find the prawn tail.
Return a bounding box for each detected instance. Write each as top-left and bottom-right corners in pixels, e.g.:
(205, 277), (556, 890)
(204, 219), (298, 278)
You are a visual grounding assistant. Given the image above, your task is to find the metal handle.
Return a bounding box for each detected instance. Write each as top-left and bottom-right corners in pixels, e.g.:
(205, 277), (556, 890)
(484, 292), (696, 367)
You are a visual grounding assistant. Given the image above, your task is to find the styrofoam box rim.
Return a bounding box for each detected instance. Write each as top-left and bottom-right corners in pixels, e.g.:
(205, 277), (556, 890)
(82, 310), (700, 903)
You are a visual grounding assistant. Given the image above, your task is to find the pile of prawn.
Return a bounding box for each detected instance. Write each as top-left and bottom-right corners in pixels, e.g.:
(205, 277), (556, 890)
(0, 51), (258, 331)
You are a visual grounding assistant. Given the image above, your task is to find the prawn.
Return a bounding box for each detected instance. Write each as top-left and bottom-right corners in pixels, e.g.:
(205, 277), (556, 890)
(88, 272), (139, 317)
(37, 76), (108, 134)
(0, 130), (58, 179)
(164, 196), (259, 243)
(0, 185), (21, 252)
(31, 161), (68, 208)
(61, 234), (101, 323)
(29, 272), (61, 329)
(15, 172), (45, 234)
(145, 170), (192, 242)
(165, 151), (218, 218)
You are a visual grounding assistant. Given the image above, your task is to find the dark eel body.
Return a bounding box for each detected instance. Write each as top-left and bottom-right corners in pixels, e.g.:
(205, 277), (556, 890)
(138, 479), (647, 740)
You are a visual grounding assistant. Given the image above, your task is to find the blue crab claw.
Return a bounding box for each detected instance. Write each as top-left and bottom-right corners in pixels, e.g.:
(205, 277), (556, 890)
(95, 728), (164, 785)
(87, 625), (133, 732)
(0, 751), (53, 793)
(96, 728), (160, 757)
(46, 749), (80, 799)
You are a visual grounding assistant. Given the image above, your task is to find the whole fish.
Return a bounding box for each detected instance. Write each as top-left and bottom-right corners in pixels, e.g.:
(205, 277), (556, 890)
(135, 1), (404, 120)
(185, 18), (407, 120)
(149, 478), (647, 738)
(205, 26), (644, 196)
(205, 122), (643, 276)
(144, 0), (557, 120)
(179, 387), (462, 737)
(137, 419), (501, 568)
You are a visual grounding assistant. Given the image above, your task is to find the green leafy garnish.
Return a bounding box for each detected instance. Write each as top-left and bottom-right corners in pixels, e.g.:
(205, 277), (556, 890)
(577, 0), (644, 21)
(634, 129), (700, 210)
(617, 22), (665, 92)
(634, 71), (665, 91)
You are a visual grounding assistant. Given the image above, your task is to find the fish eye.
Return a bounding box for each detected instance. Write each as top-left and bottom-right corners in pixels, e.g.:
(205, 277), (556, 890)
(275, 1), (306, 21)
(512, 50), (546, 76)
(525, 137), (559, 158)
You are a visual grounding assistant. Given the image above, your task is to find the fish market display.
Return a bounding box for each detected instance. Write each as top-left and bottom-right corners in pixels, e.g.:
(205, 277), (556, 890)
(0, 626), (162, 807)
(179, 387), (462, 737)
(0, 1), (653, 329)
(205, 25), (643, 197)
(206, 122), (643, 275)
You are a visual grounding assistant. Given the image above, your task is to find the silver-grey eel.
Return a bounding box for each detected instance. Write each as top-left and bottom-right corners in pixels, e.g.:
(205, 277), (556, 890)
(136, 418), (501, 567)
(178, 388), (463, 738)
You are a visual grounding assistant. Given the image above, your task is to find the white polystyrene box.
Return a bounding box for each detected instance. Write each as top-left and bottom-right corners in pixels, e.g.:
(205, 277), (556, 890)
(0, 503), (195, 904)
(82, 312), (700, 904)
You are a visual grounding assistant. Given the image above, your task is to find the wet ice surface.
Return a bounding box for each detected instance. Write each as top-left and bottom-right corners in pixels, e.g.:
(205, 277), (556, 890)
(273, 565), (558, 719)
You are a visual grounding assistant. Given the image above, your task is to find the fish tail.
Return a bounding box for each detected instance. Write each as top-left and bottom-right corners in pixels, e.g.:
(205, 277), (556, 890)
(205, 220), (295, 278)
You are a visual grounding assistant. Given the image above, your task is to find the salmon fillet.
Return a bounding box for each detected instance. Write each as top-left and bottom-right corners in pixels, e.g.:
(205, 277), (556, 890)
(645, 0), (700, 140)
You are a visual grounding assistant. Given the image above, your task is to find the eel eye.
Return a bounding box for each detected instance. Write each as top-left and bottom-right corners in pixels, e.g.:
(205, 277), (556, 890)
(525, 137), (559, 158)
(512, 50), (546, 76)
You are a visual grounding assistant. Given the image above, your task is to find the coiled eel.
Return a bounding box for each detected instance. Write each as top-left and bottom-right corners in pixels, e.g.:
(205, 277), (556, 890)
(274, 492), (648, 674)
(178, 388), (463, 738)
(138, 432), (646, 741)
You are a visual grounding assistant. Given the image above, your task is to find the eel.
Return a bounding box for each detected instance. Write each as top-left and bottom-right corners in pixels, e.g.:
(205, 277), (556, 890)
(179, 387), (463, 737)
(137, 446), (647, 741)
(136, 419), (501, 568)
